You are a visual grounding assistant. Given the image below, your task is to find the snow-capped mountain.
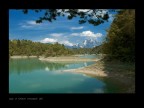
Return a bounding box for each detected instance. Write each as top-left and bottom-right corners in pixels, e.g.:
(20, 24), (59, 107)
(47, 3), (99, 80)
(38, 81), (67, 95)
(82, 39), (101, 48)
(72, 43), (83, 48)
(66, 39), (101, 48)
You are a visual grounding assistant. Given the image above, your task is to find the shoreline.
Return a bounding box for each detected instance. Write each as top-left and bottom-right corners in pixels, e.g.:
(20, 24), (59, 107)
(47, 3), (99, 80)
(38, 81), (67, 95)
(10, 56), (37, 59)
(39, 56), (102, 63)
(39, 56), (107, 77)
(62, 64), (107, 77)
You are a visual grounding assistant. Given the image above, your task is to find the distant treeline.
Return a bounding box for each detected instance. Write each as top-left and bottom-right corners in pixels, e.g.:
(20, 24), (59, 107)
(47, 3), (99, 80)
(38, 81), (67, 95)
(9, 40), (73, 57)
(9, 39), (102, 57)
(71, 45), (102, 54)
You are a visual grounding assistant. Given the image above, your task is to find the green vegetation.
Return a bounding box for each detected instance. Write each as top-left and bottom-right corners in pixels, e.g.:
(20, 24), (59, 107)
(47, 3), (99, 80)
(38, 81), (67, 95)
(9, 39), (73, 57)
(90, 45), (103, 54)
(69, 45), (103, 55)
(9, 39), (102, 57)
(71, 48), (92, 54)
(102, 9), (135, 62)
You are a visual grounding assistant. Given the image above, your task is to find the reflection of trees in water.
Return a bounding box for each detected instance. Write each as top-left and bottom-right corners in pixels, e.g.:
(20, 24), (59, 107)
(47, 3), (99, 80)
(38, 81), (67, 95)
(9, 58), (66, 74)
(93, 77), (130, 93)
(9, 58), (95, 75)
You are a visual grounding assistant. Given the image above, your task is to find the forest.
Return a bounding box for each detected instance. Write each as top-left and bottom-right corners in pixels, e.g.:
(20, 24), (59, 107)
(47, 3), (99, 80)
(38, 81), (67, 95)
(102, 9), (135, 62)
(9, 40), (74, 57)
(9, 39), (104, 57)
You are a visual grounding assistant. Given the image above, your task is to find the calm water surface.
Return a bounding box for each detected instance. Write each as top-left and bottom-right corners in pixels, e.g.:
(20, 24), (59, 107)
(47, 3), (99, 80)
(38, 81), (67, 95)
(9, 55), (125, 93)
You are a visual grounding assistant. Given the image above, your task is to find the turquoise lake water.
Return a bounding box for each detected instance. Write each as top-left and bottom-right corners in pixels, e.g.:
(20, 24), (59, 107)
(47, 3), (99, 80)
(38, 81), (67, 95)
(9, 55), (125, 93)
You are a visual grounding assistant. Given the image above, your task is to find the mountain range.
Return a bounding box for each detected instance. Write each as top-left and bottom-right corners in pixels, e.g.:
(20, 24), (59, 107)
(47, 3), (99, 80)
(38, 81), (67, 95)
(66, 39), (101, 48)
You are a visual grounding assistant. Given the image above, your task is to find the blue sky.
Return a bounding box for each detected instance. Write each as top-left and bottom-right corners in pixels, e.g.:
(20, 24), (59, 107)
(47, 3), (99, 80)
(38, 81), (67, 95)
(9, 9), (116, 46)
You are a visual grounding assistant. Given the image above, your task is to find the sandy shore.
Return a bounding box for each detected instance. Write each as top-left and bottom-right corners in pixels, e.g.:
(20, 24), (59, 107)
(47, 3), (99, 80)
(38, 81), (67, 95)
(39, 56), (101, 63)
(62, 68), (107, 77)
(61, 58), (135, 79)
(39, 56), (106, 76)
(62, 63), (107, 77)
(10, 56), (37, 59)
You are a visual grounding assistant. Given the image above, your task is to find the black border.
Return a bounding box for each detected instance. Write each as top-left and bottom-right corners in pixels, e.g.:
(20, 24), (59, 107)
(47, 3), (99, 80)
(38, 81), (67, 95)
(2, 0), (137, 8)
(0, 0), (140, 104)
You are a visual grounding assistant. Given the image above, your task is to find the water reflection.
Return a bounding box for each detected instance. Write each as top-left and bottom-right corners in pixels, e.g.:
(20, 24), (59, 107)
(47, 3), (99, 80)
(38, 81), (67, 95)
(45, 67), (50, 71)
(9, 58), (94, 75)
(79, 54), (102, 59)
(9, 58), (66, 74)
(84, 62), (87, 67)
(91, 77), (131, 93)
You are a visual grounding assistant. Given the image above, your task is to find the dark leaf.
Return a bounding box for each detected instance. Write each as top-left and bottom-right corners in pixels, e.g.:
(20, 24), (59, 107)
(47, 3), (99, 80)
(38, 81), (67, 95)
(45, 12), (48, 16)
(68, 15), (73, 20)
(103, 13), (109, 20)
(79, 20), (86, 24)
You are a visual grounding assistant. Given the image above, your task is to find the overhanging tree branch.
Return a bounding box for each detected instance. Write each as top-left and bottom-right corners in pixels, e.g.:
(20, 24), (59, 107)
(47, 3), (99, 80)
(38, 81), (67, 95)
(20, 9), (115, 26)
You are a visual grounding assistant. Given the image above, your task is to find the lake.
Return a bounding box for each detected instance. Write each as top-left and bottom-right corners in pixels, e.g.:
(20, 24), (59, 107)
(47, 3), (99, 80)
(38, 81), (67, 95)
(9, 55), (126, 93)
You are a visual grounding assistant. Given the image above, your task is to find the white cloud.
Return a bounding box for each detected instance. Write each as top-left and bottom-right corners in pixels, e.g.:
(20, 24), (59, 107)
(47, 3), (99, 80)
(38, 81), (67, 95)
(80, 31), (102, 38)
(71, 26), (84, 30)
(50, 33), (64, 37)
(40, 38), (57, 43)
(78, 9), (90, 13)
(57, 9), (92, 17)
(60, 40), (73, 46)
(20, 20), (41, 29)
(71, 30), (102, 38)
(56, 9), (70, 16)
(21, 25), (32, 28)
(78, 9), (109, 19)
(40, 37), (73, 46)
(71, 33), (80, 36)
(26, 21), (37, 25)
(40, 31), (102, 45)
